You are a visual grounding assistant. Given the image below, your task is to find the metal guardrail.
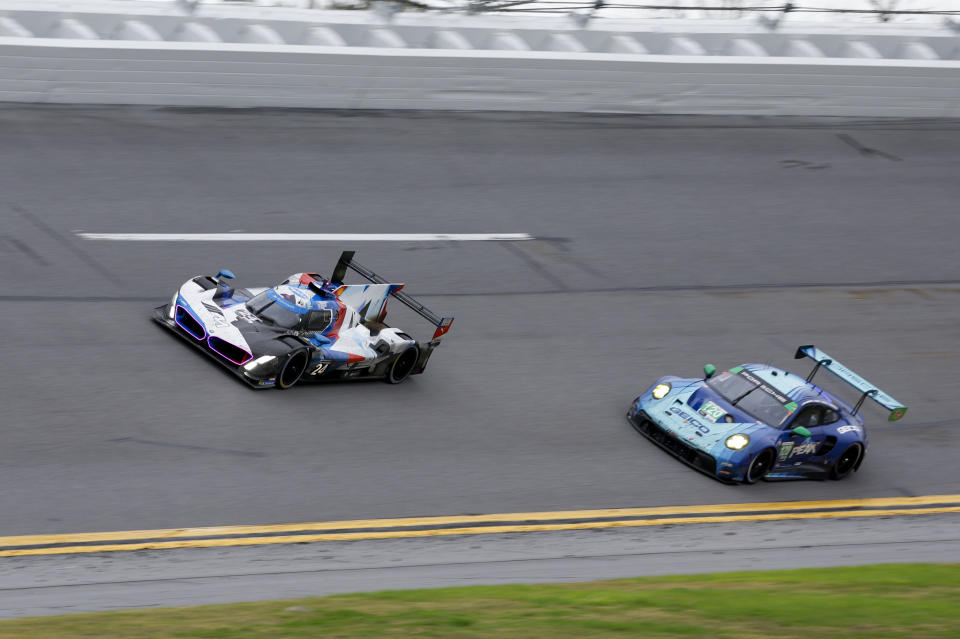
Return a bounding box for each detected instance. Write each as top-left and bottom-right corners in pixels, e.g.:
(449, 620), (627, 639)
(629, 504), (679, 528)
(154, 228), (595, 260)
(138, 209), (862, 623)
(164, 0), (960, 23)
(2, 2), (957, 58)
(468, 2), (960, 17)
(416, 1), (960, 18)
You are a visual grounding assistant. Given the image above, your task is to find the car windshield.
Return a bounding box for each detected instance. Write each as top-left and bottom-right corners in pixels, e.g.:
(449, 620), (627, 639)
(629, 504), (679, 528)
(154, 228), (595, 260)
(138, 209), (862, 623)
(706, 371), (756, 402)
(246, 291), (302, 330)
(735, 389), (791, 426)
(707, 369), (792, 427)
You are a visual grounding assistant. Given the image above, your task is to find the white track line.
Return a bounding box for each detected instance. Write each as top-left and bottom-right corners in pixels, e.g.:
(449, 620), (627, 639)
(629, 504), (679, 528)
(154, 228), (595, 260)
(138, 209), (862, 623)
(76, 233), (533, 242)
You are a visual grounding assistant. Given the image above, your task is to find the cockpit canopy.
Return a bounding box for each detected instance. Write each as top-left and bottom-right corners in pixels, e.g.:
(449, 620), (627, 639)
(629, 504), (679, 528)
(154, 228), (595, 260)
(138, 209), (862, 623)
(246, 287), (336, 332)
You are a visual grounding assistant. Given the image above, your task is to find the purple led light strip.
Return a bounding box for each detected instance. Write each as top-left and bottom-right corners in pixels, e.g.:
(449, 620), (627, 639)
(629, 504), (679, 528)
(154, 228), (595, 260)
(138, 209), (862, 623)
(175, 304), (206, 341)
(207, 336), (252, 366)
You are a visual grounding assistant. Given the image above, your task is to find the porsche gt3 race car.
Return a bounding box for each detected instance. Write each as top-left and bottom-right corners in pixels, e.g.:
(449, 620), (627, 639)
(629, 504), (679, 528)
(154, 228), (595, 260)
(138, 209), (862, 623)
(627, 345), (907, 484)
(153, 251), (453, 389)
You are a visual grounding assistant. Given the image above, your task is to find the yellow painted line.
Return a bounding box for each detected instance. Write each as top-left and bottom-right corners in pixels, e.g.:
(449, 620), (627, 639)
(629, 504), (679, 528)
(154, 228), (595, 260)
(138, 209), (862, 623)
(2, 506), (959, 558)
(3, 494), (959, 549)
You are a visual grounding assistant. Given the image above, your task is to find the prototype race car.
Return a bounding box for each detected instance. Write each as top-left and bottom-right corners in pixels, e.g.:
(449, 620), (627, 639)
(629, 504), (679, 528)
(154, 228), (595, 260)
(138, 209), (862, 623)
(153, 251), (453, 389)
(627, 345), (907, 484)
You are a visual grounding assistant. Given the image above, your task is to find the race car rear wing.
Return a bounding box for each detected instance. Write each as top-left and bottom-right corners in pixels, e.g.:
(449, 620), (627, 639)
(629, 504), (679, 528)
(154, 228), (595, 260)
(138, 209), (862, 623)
(331, 251), (454, 341)
(794, 345), (907, 421)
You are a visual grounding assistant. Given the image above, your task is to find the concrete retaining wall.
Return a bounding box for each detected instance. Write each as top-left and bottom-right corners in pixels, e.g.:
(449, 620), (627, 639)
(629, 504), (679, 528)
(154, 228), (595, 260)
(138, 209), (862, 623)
(1, 2), (959, 115)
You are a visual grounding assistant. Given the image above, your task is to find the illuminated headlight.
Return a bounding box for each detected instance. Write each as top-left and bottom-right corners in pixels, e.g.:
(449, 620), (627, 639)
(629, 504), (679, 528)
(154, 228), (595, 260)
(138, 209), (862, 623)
(243, 355), (277, 372)
(725, 434), (750, 450)
(651, 383), (671, 400)
(168, 292), (178, 319)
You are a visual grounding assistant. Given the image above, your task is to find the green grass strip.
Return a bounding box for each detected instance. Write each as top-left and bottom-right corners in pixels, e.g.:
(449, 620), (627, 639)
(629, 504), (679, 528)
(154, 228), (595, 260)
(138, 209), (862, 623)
(2, 564), (958, 638)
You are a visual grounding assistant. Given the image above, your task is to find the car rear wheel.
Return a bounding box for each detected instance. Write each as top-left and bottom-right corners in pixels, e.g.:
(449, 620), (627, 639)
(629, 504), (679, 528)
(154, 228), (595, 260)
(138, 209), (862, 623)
(277, 350), (308, 390)
(743, 448), (776, 484)
(385, 346), (419, 384)
(830, 443), (863, 480)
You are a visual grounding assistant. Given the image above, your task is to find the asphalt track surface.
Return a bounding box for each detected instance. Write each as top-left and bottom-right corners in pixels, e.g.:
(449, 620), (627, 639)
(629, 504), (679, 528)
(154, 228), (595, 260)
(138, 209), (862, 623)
(1, 106), (959, 613)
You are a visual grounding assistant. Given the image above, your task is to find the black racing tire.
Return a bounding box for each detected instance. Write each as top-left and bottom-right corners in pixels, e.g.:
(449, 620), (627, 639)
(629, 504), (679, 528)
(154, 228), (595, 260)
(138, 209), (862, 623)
(385, 345), (420, 384)
(830, 443), (864, 480)
(277, 350), (309, 390)
(743, 448), (776, 484)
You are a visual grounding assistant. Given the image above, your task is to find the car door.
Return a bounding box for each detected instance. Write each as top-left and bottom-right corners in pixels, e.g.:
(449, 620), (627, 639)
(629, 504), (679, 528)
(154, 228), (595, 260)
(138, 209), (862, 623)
(774, 405), (830, 470)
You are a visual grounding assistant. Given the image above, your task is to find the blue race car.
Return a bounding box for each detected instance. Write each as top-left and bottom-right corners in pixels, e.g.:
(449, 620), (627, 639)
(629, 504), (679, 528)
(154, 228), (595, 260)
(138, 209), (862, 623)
(627, 345), (907, 484)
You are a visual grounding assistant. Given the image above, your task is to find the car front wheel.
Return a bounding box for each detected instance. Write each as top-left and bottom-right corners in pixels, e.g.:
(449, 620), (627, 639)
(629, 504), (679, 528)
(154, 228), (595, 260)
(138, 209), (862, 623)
(743, 448), (776, 484)
(277, 350), (308, 389)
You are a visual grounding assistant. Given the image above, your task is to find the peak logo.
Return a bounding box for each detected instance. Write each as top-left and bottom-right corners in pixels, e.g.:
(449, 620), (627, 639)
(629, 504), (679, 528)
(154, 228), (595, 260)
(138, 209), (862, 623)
(669, 406), (711, 434)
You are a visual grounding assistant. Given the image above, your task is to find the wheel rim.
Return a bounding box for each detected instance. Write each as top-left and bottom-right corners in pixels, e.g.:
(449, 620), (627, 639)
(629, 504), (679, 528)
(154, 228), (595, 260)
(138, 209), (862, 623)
(835, 444), (862, 476)
(279, 352), (307, 388)
(748, 450), (773, 482)
(390, 347), (418, 382)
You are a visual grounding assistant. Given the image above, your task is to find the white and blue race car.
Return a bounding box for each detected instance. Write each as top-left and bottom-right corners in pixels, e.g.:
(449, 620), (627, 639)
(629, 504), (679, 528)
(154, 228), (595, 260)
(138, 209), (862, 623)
(153, 251), (453, 389)
(627, 346), (907, 483)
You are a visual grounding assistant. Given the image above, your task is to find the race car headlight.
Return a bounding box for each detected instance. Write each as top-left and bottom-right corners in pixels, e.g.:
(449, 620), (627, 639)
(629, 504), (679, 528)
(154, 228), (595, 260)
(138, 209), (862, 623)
(651, 383), (671, 400)
(725, 434), (750, 450)
(243, 355), (277, 372)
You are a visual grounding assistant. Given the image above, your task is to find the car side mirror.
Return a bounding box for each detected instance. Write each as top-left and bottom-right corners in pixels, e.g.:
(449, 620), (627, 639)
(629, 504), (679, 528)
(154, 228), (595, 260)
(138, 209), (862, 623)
(791, 426), (812, 438)
(216, 269), (236, 281)
(704, 364), (716, 379)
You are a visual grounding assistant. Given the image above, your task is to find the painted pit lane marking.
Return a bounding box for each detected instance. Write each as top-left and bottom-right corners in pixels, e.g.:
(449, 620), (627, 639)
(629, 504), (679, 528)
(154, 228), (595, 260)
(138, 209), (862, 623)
(76, 233), (534, 242)
(3, 494), (959, 557)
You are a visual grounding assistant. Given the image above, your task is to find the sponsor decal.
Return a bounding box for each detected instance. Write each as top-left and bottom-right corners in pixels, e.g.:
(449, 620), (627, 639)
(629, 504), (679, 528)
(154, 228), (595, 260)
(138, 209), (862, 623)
(669, 406), (711, 434)
(778, 442), (794, 461)
(233, 308), (260, 323)
(837, 424), (862, 435)
(202, 301), (224, 316)
(788, 441), (819, 458)
(738, 370), (791, 405)
(698, 400), (727, 423)
(309, 361), (331, 376)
